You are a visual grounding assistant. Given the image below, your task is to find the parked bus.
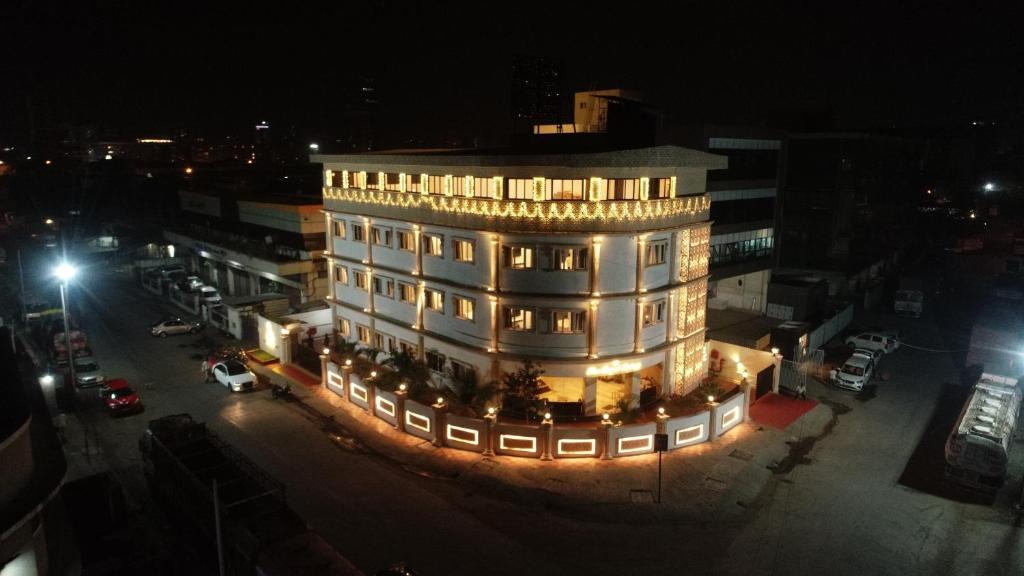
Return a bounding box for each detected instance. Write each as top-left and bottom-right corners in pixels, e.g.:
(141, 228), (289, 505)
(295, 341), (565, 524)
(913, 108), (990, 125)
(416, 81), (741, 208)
(944, 373), (1022, 494)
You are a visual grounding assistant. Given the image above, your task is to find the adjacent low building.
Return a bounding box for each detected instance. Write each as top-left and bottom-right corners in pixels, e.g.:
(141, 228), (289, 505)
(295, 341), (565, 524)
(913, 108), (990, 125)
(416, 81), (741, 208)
(164, 189), (328, 306)
(314, 145), (724, 413)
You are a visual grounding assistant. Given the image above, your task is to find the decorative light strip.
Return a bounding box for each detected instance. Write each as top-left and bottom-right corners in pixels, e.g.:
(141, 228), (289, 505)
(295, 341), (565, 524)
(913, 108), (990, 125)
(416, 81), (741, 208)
(675, 424), (704, 446)
(557, 438), (597, 456)
(406, 411), (431, 433)
(585, 359), (642, 378)
(327, 371), (343, 390)
(499, 434), (538, 453)
(350, 382), (368, 402)
(722, 406), (741, 429)
(375, 396), (396, 417)
(446, 424), (480, 446)
(617, 434), (654, 454)
(324, 187), (709, 224)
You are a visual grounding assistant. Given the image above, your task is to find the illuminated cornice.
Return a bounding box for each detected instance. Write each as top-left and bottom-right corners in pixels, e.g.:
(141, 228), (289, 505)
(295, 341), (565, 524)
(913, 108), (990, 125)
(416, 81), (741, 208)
(323, 187), (710, 234)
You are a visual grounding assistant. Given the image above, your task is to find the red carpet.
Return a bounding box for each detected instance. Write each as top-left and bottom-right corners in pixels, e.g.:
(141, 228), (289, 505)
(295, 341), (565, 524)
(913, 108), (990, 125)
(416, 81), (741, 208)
(272, 363), (322, 388)
(750, 392), (818, 430)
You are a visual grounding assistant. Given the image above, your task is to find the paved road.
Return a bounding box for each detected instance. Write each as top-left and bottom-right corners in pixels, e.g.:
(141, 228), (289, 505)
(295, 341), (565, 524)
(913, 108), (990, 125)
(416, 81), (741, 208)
(29, 254), (1024, 576)
(720, 304), (1024, 576)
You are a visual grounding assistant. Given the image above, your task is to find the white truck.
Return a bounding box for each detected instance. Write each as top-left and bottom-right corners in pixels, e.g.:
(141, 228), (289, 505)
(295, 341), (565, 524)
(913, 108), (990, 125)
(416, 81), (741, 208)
(944, 372), (1022, 494)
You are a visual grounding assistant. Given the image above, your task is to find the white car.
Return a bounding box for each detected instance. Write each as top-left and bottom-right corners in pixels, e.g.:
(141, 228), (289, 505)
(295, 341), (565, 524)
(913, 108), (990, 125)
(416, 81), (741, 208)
(211, 360), (256, 392)
(199, 285), (222, 305)
(73, 356), (106, 388)
(833, 351), (874, 391)
(845, 331), (899, 354)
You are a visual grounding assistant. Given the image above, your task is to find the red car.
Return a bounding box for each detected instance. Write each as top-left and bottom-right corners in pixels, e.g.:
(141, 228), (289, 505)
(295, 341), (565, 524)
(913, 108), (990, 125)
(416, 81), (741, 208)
(99, 379), (142, 414)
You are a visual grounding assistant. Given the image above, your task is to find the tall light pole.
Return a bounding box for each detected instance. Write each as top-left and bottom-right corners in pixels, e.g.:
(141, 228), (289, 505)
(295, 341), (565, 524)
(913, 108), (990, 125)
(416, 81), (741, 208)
(55, 261), (77, 388)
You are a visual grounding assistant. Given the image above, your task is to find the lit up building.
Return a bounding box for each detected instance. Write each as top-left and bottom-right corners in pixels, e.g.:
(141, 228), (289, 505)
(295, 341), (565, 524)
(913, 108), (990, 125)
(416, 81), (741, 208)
(315, 146), (724, 412)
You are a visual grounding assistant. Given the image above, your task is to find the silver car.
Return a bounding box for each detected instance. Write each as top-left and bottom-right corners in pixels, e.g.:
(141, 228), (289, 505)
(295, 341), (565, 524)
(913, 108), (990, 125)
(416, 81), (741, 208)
(150, 317), (201, 337)
(74, 356), (105, 388)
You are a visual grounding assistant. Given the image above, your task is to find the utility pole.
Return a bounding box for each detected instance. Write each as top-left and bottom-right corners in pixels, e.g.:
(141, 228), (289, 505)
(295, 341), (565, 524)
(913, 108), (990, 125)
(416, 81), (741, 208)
(17, 248), (26, 322)
(213, 479), (226, 576)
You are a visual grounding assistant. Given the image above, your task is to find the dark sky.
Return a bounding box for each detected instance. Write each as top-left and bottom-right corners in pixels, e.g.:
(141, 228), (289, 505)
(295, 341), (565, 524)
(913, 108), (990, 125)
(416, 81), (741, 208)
(2, 1), (1023, 147)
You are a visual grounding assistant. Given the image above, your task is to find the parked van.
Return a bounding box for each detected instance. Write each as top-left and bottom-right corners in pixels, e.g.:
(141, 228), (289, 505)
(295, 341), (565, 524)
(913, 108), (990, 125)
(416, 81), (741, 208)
(833, 351), (874, 391)
(945, 373), (1022, 493)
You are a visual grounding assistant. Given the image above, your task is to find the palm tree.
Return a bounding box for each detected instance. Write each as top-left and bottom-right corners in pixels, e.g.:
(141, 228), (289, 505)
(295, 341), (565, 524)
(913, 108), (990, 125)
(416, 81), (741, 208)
(380, 350), (432, 395)
(615, 394), (640, 424)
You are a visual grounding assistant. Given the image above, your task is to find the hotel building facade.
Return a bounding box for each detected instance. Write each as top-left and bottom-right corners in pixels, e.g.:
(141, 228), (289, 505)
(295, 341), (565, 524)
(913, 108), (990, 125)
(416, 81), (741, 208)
(315, 146), (725, 414)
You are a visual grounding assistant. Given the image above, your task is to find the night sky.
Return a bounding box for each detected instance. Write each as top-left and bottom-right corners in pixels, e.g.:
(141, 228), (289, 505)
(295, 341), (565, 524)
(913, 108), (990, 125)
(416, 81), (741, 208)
(2, 2), (1023, 147)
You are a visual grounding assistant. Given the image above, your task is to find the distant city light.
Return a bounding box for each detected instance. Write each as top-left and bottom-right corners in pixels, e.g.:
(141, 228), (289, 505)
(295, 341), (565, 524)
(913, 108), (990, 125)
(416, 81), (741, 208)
(40, 374), (54, 386)
(55, 262), (77, 282)
(927, 189), (933, 195)
(184, 167), (193, 175)
(45, 159), (51, 165)
(256, 121), (270, 130)
(104, 154), (112, 160)
(45, 218), (53, 225)
(309, 143), (319, 151)
(984, 182), (995, 192)
(26, 156), (32, 160)
(137, 138), (173, 144)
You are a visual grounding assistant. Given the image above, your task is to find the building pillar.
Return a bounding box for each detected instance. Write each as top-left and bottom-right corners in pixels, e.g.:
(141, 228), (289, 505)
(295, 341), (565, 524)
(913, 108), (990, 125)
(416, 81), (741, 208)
(656, 407), (669, 436)
(600, 415), (614, 460)
(250, 272), (259, 296)
(583, 377), (598, 415)
(482, 409), (496, 457)
(280, 329), (293, 364)
(432, 398), (447, 448)
(365, 374), (377, 416)
(540, 414), (554, 461)
(319, 350), (329, 390)
(630, 372), (642, 403)
(394, 385), (407, 431)
(771, 348), (782, 394)
(707, 399), (720, 441)
(341, 361), (353, 402)
(740, 378), (752, 422)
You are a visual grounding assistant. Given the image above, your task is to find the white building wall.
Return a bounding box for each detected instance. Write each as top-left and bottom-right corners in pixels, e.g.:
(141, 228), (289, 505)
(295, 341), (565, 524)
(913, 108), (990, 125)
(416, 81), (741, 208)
(709, 268), (771, 313)
(594, 299), (636, 356)
(598, 235), (637, 294)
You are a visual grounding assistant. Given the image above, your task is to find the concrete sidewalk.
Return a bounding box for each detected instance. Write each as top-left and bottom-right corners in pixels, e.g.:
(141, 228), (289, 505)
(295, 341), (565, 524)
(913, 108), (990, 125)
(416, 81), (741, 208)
(250, 361), (836, 523)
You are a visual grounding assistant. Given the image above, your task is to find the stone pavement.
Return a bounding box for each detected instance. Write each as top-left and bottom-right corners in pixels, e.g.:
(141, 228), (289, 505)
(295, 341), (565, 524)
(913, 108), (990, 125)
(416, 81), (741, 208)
(249, 361), (836, 522)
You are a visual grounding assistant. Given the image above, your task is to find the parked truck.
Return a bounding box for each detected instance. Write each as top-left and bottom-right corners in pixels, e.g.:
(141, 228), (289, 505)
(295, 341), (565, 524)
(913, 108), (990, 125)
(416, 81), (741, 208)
(48, 317), (88, 366)
(944, 373), (1022, 494)
(139, 414), (363, 576)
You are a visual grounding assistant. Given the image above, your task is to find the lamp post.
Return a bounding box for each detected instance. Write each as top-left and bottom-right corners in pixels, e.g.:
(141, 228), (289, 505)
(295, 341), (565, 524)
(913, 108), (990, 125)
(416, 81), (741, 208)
(55, 262), (77, 389)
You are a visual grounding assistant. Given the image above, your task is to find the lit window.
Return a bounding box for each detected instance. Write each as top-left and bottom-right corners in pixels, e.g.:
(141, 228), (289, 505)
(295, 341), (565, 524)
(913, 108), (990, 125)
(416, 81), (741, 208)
(469, 177), (492, 198)
(653, 178), (672, 199)
(406, 174), (422, 193)
(399, 283), (416, 304)
(506, 178), (534, 200)
(606, 179), (640, 200)
(453, 239), (475, 263)
(354, 271), (368, 291)
(504, 307), (534, 331)
(399, 341), (418, 356)
(425, 289), (444, 312)
(365, 172), (380, 188)
(552, 310), (587, 334)
(427, 175), (446, 195)
(547, 179), (586, 201)
(352, 224), (365, 242)
(356, 325), (371, 344)
(333, 220), (346, 238)
(397, 230), (415, 251)
(643, 300), (666, 326)
(550, 247), (588, 271)
(334, 265), (348, 284)
(372, 227), (392, 247)
(338, 318), (351, 337)
(372, 276), (394, 299)
(454, 296), (475, 321)
(646, 241), (668, 266)
(451, 176), (469, 197)
(384, 173), (402, 191)
(424, 234), (444, 257)
(505, 246), (534, 269)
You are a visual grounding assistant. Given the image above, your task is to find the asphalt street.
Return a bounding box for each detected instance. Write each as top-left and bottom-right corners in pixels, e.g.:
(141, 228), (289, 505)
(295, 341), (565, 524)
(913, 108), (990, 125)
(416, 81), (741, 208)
(24, 253), (1024, 576)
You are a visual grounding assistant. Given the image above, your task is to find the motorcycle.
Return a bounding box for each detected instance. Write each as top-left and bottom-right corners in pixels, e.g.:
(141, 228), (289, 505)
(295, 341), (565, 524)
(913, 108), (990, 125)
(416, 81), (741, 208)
(271, 383), (292, 399)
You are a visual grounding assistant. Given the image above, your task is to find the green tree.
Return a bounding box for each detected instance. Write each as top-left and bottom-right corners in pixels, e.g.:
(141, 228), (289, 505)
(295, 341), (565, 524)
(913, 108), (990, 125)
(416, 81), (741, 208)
(502, 360), (545, 418)
(380, 350), (433, 396)
(448, 366), (498, 417)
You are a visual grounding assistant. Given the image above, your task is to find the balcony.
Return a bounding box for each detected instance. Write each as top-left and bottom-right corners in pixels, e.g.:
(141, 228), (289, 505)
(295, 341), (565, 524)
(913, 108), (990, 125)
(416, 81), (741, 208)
(323, 187), (710, 234)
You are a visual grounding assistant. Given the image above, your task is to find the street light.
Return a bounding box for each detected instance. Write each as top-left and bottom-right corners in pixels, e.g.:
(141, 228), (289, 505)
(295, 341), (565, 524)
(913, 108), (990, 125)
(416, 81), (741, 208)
(55, 261), (78, 388)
